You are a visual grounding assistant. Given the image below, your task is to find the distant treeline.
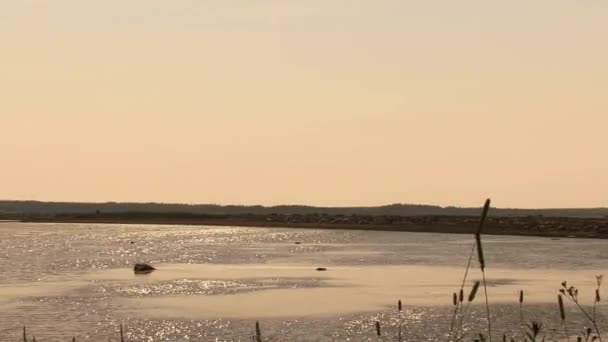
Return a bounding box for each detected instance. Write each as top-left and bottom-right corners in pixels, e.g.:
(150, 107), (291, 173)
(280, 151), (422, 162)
(1, 200), (607, 218)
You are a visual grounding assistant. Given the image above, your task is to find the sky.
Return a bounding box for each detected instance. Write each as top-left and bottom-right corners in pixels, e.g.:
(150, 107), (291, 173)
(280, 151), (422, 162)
(1, 1), (607, 208)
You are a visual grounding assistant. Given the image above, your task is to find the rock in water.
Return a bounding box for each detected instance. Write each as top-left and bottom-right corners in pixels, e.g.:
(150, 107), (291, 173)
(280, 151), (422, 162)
(133, 263), (156, 274)
(316, 267), (327, 271)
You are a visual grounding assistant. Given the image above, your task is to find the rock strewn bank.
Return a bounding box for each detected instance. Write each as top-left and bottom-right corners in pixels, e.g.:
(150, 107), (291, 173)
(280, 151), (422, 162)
(14, 213), (608, 239)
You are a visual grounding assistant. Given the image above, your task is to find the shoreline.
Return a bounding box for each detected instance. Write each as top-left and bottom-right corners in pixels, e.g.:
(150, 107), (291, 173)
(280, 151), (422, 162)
(15, 214), (608, 239)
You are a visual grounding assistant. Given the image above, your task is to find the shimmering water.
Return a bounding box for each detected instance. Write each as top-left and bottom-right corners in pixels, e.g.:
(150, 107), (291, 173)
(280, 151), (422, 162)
(0, 222), (606, 341)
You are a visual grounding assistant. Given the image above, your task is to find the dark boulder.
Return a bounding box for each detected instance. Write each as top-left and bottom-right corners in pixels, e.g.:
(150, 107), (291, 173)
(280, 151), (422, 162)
(134, 263), (156, 274)
(316, 267), (327, 271)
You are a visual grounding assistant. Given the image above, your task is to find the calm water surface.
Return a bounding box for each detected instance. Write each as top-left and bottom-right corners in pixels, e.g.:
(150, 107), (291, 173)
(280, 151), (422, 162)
(0, 222), (606, 341)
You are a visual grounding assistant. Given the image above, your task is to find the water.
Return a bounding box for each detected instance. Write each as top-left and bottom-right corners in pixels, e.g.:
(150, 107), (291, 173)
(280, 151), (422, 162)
(0, 222), (606, 341)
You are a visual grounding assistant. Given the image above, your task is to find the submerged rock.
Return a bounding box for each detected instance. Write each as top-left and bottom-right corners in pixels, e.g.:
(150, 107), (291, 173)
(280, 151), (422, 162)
(133, 263), (156, 274)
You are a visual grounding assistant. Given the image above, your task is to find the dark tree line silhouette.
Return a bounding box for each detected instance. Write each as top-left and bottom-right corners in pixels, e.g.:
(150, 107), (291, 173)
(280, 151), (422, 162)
(1, 200), (607, 217)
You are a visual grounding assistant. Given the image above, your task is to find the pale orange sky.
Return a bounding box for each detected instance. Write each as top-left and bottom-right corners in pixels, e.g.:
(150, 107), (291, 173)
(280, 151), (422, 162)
(1, 1), (607, 208)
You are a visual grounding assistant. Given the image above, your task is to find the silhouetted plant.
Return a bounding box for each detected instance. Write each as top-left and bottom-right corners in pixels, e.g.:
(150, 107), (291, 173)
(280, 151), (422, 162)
(560, 279), (603, 341)
(519, 290), (526, 341)
(255, 321), (262, 342)
(526, 321), (543, 341)
(449, 199), (491, 341)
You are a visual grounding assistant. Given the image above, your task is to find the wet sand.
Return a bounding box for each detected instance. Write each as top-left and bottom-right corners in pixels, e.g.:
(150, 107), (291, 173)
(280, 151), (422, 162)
(2, 263), (603, 320)
(114, 264), (604, 319)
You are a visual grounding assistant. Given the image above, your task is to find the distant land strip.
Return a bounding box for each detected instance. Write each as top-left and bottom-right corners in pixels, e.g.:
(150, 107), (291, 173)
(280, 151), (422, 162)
(2, 200), (608, 239)
(5, 211), (608, 239)
(1, 200), (608, 217)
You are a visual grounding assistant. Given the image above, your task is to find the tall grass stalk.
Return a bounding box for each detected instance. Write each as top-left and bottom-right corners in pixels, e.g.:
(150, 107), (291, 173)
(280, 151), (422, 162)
(476, 199), (492, 341)
(476, 230), (491, 341)
(558, 294), (569, 341)
(455, 281), (482, 339)
(397, 299), (403, 342)
(255, 321), (262, 342)
(594, 275), (603, 324)
(449, 292), (461, 340)
(448, 199), (491, 341)
(519, 290), (525, 342)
